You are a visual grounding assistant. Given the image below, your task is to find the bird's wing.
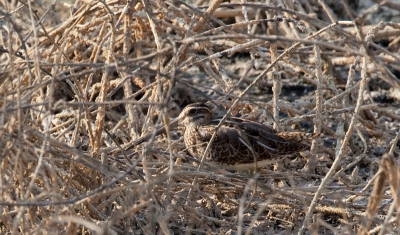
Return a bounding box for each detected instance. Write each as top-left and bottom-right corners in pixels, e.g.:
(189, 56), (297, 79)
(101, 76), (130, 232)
(209, 118), (310, 155)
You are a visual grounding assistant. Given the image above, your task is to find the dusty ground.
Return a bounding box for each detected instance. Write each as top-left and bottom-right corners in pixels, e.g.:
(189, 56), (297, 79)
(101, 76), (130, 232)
(0, 0), (400, 234)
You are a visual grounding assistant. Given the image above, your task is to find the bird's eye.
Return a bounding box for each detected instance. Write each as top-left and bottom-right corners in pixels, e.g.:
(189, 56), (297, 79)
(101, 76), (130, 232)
(189, 109), (197, 115)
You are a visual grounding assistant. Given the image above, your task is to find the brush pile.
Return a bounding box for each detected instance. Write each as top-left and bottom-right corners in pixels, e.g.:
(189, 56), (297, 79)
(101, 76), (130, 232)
(0, 0), (400, 234)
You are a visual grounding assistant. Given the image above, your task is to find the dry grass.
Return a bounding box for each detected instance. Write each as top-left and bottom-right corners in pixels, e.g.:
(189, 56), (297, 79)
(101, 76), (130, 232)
(0, 0), (400, 234)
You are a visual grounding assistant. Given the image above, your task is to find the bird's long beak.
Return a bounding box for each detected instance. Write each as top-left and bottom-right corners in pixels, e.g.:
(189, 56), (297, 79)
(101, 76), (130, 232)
(126, 117), (180, 150)
(167, 117), (180, 128)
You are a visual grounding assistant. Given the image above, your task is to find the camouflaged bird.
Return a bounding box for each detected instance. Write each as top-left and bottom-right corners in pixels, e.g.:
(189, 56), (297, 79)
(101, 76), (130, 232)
(127, 103), (318, 170)
(174, 103), (319, 170)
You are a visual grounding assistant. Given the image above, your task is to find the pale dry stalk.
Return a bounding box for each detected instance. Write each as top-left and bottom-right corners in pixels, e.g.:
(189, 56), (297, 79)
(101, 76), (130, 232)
(299, 54), (369, 234)
(270, 43), (281, 131)
(304, 44), (323, 173)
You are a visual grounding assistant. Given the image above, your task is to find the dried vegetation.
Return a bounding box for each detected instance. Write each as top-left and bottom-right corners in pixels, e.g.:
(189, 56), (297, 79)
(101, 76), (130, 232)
(0, 0), (400, 234)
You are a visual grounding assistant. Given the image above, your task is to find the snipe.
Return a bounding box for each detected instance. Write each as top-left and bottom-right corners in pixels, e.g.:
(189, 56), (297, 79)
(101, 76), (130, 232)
(129, 103), (319, 170)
